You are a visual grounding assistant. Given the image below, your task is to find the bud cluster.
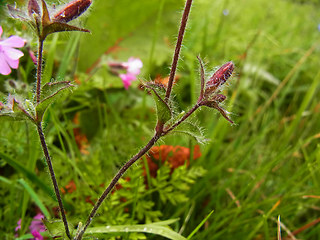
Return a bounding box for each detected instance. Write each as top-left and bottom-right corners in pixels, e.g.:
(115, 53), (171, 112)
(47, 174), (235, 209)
(198, 60), (235, 124)
(8, 0), (92, 41)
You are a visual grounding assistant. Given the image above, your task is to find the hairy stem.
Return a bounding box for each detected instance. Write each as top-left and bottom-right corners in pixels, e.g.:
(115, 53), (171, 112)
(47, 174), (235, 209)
(75, 133), (160, 240)
(35, 39), (70, 238)
(36, 39), (44, 104)
(37, 123), (71, 239)
(165, 0), (193, 102)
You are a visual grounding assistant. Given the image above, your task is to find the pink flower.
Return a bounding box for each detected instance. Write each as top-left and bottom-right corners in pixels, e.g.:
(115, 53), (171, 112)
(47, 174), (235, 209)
(124, 57), (143, 75)
(31, 230), (43, 240)
(15, 213), (46, 239)
(15, 219), (21, 232)
(29, 49), (37, 65)
(120, 58), (143, 89)
(108, 57), (143, 89)
(0, 26), (26, 75)
(29, 213), (46, 233)
(120, 73), (138, 89)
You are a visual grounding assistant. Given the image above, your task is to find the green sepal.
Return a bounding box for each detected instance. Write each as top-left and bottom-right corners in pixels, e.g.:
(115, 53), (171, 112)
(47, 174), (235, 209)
(42, 22), (90, 40)
(41, 0), (51, 25)
(7, 4), (29, 21)
(36, 81), (74, 122)
(145, 82), (172, 124)
(0, 97), (36, 122)
(42, 218), (73, 238)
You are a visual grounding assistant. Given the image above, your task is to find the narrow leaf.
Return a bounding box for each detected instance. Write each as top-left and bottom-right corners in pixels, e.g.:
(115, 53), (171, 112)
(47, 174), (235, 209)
(85, 222), (187, 240)
(42, 22), (90, 38)
(0, 152), (56, 201)
(187, 210), (214, 239)
(18, 179), (51, 218)
(197, 55), (205, 100)
(146, 83), (172, 123)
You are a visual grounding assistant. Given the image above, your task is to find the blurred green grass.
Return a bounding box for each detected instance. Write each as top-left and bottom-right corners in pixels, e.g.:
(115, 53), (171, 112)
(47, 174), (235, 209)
(1, 0), (320, 239)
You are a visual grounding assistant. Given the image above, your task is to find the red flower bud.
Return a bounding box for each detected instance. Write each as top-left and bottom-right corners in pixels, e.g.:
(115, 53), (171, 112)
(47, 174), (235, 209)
(53, 0), (92, 23)
(205, 61), (234, 96)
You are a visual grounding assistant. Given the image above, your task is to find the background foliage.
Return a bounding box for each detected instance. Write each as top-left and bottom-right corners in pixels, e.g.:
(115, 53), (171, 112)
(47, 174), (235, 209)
(1, 0), (320, 239)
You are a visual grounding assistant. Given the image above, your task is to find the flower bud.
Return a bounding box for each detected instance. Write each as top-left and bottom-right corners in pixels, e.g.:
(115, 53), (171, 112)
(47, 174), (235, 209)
(28, 0), (41, 17)
(53, 0), (92, 23)
(205, 61), (234, 96)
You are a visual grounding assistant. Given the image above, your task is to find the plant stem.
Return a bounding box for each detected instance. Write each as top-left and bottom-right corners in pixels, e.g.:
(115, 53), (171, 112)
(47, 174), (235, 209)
(37, 123), (71, 239)
(36, 39), (44, 104)
(35, 38), (70, 239)
(165, 0), (193, 102)
(75, 133), (161, 240)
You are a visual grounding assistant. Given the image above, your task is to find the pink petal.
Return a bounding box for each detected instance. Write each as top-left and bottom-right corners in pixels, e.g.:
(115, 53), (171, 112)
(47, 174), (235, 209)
(29, 50), (37, 65)
(0, 52), (12, 75)
(119, 73), (136, 89)
(127, 57), (143, 75)
(2, 46), (24, 60)
(4, 54), (20, 69)
(31, 230), (43, 240)
(33, 213), (45, 220)
(0, 26), (3, 39)
(1, 36), (26, 48)
(15, 219), (22, 232)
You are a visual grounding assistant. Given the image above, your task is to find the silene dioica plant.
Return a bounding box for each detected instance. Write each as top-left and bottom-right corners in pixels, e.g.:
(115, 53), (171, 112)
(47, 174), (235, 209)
(1, 0), (235, 239)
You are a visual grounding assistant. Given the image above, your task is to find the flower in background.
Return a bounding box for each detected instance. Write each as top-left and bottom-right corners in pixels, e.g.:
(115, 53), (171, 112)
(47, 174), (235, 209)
(15, 213), (45, 240)
(223, 9), (229, 16)
(28, 49), (37, 65)
(318, 23), (320, 32)
(125, 57), (143, 75)
(119, 73), (137, 89)
(144, 145), (201, 178)
(31, 230), (43, 240)
(108, 57), (143, 89)
(29, 213), (46, 233)
(0, 26), (26, 75)
(15, 219), (22, 232)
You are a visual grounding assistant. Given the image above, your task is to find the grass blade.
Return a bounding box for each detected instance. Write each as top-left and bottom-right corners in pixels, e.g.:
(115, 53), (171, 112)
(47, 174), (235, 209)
(187, 210), (214, 239)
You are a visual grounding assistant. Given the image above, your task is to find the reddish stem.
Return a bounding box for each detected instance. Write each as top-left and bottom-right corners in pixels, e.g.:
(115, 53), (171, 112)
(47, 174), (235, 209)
(165, 0), (193, 102)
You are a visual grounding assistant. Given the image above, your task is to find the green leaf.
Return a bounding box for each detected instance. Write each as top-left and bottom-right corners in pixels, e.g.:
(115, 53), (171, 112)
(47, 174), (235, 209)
(7, 4), (29, 21)
(172, 121), (208, 144)
(146, 83), (172, 124)
(0, 152), (56, 201)
(0, 97), (35, 122)
(43, 218), (70, 237)
(42, 22), (90, 39)
(36, 81), (74, 121)
(18, 179), (51, 218)
(85, 221), (187, 240)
